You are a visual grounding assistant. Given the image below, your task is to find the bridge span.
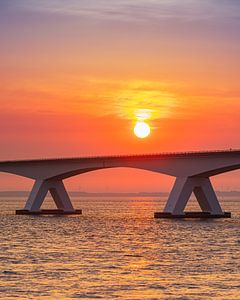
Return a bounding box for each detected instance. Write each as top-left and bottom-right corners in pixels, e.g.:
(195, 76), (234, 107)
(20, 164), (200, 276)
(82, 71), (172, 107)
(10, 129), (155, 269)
(0, 149), (239, 218)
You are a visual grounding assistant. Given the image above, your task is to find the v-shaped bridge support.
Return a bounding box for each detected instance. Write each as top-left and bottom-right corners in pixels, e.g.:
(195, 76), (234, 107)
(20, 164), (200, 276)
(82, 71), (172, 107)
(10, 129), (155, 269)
(17, 179), (81, 214)
(162, 177), (224, 216)
(17, 176), (229, 218)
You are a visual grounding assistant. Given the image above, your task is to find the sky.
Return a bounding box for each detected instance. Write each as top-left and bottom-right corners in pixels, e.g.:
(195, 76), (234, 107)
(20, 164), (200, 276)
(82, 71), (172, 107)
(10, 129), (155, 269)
(0, 0), (240, 192)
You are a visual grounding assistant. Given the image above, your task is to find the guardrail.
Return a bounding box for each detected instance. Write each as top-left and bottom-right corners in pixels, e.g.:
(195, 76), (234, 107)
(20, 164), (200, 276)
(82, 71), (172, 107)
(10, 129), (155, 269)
(1, 149), (240, 163)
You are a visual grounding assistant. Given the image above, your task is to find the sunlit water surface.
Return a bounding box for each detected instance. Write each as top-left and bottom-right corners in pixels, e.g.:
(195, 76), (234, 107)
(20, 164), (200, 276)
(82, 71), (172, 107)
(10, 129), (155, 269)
(0, 196), (239, 300)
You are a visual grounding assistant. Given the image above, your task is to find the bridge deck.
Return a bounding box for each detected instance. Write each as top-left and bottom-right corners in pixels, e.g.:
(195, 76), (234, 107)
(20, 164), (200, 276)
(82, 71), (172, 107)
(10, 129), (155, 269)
(1, 149), (240, 164)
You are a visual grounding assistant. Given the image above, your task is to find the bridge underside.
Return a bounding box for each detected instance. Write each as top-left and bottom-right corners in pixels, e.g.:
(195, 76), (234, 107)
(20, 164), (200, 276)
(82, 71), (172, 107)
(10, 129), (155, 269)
(16, 176), (231, 218)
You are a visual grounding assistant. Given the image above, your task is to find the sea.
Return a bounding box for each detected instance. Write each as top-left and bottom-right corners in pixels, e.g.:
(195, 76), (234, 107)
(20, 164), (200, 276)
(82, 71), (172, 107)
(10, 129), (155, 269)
(0, 195), (239, 300)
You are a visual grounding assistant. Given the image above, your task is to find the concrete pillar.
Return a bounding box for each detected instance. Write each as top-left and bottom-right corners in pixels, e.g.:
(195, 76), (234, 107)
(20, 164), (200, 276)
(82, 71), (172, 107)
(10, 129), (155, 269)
(163, 177), (224, 215)
(24, 179), (75, 212)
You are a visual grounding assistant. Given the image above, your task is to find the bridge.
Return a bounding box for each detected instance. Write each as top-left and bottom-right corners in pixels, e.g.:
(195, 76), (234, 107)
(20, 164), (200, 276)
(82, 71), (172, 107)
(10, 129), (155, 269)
(0, 149), (239, 218)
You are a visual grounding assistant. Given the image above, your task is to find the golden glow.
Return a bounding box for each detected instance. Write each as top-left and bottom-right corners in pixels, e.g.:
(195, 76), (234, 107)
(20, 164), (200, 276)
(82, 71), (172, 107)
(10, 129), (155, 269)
(134, 122), (151, 139)
(111, 80), (177, 121)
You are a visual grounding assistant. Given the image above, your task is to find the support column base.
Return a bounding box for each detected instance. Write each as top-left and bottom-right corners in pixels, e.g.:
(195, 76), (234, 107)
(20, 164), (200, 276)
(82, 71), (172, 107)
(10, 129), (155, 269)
(154, 211), (231, 219)
(16, 209), (82, 215)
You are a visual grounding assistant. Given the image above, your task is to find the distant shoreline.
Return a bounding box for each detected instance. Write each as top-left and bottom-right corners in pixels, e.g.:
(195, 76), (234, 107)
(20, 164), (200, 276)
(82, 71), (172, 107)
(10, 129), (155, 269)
(0, 191), (240, 197)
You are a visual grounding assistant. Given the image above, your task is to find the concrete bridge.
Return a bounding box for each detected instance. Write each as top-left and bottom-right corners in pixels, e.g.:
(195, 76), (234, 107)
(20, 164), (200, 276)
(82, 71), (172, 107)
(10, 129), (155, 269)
(0, 149), (239, 218)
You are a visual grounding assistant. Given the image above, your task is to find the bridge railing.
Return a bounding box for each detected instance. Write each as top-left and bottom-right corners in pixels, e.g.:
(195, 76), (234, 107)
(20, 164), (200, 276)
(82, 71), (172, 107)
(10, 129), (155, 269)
(0, 149), (240, 164)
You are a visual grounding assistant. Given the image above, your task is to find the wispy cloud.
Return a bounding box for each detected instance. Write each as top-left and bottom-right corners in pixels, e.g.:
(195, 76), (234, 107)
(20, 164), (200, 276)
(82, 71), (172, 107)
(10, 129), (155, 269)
(2, 0), (240, 23)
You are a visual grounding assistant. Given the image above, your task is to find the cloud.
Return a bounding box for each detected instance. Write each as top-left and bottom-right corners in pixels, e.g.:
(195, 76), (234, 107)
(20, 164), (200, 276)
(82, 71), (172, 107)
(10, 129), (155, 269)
(2, 0), (240, 23)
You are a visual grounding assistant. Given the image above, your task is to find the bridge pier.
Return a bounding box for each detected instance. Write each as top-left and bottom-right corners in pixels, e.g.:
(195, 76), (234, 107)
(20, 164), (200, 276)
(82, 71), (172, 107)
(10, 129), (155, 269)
(155, 177), (231, 218)
(16, 179), (82, 215)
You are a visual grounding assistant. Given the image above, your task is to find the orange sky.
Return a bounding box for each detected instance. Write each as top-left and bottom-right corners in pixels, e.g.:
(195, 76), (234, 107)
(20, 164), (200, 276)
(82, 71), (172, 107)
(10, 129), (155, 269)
(0, 1), (240, 191)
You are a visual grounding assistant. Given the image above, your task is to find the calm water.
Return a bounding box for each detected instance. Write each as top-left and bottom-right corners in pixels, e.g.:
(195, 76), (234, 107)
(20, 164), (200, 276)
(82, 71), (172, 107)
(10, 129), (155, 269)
(0, 196), (239, 300)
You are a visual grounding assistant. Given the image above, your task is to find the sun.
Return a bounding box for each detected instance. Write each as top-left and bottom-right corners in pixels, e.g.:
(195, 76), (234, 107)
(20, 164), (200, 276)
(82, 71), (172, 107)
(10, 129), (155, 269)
(134, 121), (151, 138)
